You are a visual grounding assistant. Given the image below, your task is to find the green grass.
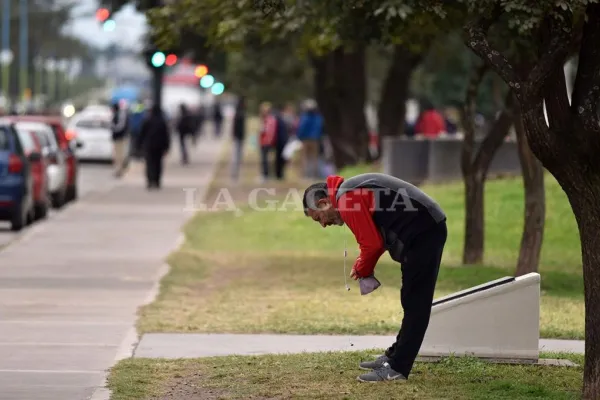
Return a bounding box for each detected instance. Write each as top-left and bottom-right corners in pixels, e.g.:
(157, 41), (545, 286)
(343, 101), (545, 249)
(107, 351), (584, 400)
(137, 159), (583, 339)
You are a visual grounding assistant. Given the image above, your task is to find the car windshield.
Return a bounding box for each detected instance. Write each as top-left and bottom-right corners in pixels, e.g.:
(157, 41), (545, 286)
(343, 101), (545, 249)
(15, 130), (36, 153)
(0, 126), (10, 150)
(75, 118), (111, 129)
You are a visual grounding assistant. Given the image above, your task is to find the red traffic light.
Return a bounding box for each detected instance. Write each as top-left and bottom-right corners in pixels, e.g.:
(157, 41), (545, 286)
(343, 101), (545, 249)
(96, 8), (110, 22)
(165, 54), (178, 66)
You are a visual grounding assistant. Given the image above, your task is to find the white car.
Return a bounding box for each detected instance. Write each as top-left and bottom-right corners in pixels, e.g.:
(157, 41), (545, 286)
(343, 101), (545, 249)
(68, 112), (114, 162)
(14, 121), (68, 208)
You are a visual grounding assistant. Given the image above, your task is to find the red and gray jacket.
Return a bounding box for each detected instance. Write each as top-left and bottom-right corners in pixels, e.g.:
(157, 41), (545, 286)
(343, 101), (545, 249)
(326, 173), (446, 278)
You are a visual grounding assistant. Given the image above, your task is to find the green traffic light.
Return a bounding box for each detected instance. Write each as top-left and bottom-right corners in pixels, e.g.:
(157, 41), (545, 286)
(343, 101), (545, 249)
(103, 20), (116, 31)
(211, 82), (225, 95)
(151, 52), (166, 67)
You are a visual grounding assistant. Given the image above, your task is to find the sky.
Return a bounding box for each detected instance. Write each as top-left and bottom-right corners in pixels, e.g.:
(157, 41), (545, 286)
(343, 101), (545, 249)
(64, 0), (148, 50)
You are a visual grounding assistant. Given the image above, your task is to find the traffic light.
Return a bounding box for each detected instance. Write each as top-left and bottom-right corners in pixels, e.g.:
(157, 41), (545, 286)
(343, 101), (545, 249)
(200, 74), (214, 88)
(194, 65), (208, 78)
(211, 82), (225, 95)
(96, 8), (110, 22)
(165, 54), (178, 67)
(96, 8), (115, 31)
(151, 51), (166, 68)
(103, 20), (116, 31)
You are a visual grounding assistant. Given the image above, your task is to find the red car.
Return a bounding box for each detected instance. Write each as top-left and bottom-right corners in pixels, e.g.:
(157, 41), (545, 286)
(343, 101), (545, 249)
(4, 115), (80, 202)
(13, 128), (49, 220)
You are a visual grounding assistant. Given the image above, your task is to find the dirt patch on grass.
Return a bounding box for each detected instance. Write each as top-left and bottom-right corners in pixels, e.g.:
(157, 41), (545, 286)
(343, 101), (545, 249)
(154, 370), (284, 400)
(151, 371), (228, 400)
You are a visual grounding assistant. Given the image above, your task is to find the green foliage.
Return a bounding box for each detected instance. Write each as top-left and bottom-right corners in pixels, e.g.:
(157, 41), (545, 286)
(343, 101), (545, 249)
(225, 37), (314, 110)
(411, 32), (502, 117)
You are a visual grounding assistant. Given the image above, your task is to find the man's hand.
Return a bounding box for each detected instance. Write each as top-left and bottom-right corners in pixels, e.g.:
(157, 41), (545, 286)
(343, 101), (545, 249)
(350, 267), (359, 280)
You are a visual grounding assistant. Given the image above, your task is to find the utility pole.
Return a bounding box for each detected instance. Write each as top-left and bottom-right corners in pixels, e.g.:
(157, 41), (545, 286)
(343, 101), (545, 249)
(1, 0), (13, 109)
(19, 0), (29, 105)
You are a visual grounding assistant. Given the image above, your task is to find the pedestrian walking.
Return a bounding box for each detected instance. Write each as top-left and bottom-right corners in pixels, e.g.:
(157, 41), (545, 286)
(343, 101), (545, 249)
(176, 103), (194, 165)
(110, 101), (130, 178)
(231, 96), (246, 182)
(296, 99), (323, 179)
(303, 172), (447, 383)
(213, 102), (223, 138)
(128, 101), (146, 159)
(193, 105), (205, 145)
(258, 102), (288, 182)
(137, 105), (171, 190)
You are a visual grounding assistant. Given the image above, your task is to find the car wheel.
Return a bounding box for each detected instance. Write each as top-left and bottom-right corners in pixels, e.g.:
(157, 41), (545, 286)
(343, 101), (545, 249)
(10, 205), (26, 231)
(66, 185), (78, 202)
(51, 190), (66, 209)
(34, 200), (49, 220)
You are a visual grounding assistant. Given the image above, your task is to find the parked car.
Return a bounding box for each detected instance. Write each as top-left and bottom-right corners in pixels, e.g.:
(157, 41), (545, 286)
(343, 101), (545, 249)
(13, 127), (50, 219)
(5, 115), (81, 202)
(68, 110), (114, 162)
(0, 119), (35, 231)
(14, 121), (68, 208)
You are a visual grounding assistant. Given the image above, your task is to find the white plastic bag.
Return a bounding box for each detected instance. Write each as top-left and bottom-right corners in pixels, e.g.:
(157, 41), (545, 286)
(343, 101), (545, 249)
(282, 139), (303, 161)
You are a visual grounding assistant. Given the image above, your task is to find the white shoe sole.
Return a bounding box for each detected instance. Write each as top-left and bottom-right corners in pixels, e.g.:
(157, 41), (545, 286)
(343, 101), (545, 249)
(359, 365), (377, 371)
(356, 376), (407, 383)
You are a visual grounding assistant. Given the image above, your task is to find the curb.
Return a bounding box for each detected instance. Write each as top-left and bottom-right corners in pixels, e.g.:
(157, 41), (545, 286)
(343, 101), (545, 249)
(89, 137), (226, 400)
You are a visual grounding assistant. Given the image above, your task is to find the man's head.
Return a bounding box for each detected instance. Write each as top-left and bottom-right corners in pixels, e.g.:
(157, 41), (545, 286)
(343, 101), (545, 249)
(303, 182), (344, 228)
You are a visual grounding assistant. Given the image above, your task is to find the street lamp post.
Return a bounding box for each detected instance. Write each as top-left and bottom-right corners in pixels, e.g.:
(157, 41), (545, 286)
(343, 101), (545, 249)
(1, 0), (12, 108)
(19, 0), (29, 103)
(33, 56), (43, 105)
(45, 59), (56, 106)
(57, 59), (68, 102)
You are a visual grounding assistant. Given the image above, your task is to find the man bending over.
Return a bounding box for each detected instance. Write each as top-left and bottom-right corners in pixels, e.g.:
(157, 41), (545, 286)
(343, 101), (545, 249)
(303, 173), (447, 382)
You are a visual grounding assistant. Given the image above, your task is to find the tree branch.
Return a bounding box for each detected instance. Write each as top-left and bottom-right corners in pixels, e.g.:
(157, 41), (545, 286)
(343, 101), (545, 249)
(460, 62), (489, 177)
(473, 92), (515, 173)
(525, 12), (574, 99)
(571, 2), (600, 133)
(463, 4), (523, 98)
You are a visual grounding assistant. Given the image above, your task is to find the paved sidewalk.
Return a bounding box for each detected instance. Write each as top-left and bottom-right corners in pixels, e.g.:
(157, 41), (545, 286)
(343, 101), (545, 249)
(0, 136), (224, 400)
(133, 333), (585, 358)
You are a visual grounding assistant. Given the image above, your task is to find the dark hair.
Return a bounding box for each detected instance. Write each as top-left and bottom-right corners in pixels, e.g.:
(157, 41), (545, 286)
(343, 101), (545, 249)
(303, 182), (328, 215)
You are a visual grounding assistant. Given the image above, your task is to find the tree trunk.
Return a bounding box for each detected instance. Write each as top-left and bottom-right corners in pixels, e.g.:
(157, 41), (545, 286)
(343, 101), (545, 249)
(312, 52), (354, 169)
(462, 4), (600, 396)
(337, 47), (369, 162)
(460, 64), (514, 265)
(514, 109), (545, 277)
(557, 171), (600, 400)
(462, 173), (485, 264)
(312, 48), (368, 169)
(460, 63), (488, 264)
(377, 45), (423, 138)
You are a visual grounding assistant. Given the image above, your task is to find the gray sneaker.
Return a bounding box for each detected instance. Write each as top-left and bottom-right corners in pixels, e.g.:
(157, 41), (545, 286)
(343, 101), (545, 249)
(359, 354), (390, 370)
(357, 362), (407, 382)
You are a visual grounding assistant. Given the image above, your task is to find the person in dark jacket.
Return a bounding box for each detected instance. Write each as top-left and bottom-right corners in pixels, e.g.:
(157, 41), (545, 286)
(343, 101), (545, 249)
(137, 105), (171, 190)
(176, 103), (194, 165)
(303, 173), (447, 383)
(231, 96), (246, 182)
(213, 102), (223, 137)
(111, 102), (130, 177)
